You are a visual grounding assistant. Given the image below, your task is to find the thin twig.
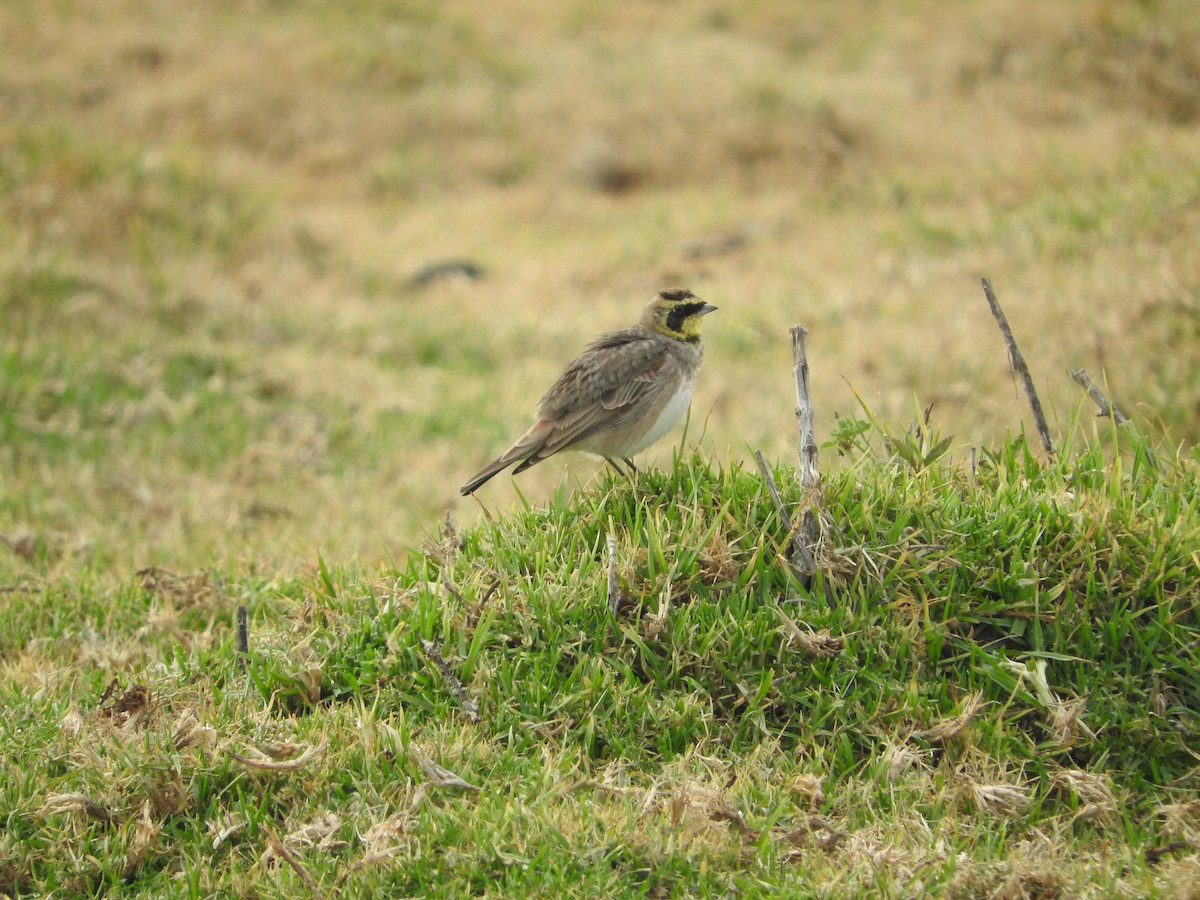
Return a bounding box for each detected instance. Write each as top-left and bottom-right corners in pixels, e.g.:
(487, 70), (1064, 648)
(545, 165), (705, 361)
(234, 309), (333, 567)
(1070, 368), (1129, 425)
(264, 829), (318, 892)
(480, 580), (502, 605)
(980, 278), (1054, 455)
(790, 325), (822, 591)
(1146, 841), (1192, 865)
(465, 578), (501, 631)
(420, 640), (480, 722)
(792, 325), (820, 491)
(753, 450), (811, 582)
(440, 570), (465, 604)
(606, 533), (621, 618)
(236, 605), (248, 671)
(754, 449), (790, 525)
(1071, 366), (1157, 470)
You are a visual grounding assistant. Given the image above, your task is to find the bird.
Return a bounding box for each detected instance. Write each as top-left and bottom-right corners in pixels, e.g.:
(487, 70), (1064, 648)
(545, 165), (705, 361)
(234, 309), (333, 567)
(460, 288), (718, 495)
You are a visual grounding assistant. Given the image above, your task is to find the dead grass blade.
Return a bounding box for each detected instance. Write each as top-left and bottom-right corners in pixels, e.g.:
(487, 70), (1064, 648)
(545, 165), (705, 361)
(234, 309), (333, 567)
(227, 741), (324, 771)
(260, 828), (318, 892)
(774, 608), (844, 657)
(412, 747), (480, 791)
(40, 793), (119, 826)
(916, 691), (985, 743)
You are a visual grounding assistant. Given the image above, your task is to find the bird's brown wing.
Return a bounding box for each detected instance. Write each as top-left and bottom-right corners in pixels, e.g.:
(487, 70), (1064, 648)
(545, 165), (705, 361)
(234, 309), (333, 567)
(463, 329), (679, 491)
(530, 330), (678, 458)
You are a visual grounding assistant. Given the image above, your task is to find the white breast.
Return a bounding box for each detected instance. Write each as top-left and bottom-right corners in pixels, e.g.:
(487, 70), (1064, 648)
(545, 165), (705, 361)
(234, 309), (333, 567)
(628, 381), (692, 455)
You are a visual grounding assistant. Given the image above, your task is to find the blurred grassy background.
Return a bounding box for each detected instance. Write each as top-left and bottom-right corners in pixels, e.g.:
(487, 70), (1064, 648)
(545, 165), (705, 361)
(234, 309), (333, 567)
(3, 0), (1199, 580)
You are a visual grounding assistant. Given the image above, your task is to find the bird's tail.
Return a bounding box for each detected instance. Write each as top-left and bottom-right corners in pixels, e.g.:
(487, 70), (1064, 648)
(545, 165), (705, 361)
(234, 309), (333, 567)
(460, 455), (515, 495)
(459, 420), (552, 495)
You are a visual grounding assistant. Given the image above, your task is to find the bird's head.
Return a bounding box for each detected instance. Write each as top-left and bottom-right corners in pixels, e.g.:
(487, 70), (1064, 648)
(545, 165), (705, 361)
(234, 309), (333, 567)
(643, 288), (718, 343)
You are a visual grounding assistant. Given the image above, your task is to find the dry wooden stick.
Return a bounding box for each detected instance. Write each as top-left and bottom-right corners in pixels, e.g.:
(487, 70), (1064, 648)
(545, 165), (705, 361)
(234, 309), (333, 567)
(440, 570), (466, 604)
(236, 605), (248, 653)
(980, 277), (1054, 455)
(606, 533), (621, 618)
(1070, 368), (1129, 424)
(420, 640), (480, 722)
(792, 325), (820, 493)
(236, 604), (248, 672)
(263, 829), (318, 891)
(791, 326), (821, 583)
(753, 450), (813, 582)
(1071, 367), (1156, 469)
(753, 449), (790, 525)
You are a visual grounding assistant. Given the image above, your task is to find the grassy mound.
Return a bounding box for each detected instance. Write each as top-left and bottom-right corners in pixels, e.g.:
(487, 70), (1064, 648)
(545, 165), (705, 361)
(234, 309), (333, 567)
(3, 432), (1198, 896)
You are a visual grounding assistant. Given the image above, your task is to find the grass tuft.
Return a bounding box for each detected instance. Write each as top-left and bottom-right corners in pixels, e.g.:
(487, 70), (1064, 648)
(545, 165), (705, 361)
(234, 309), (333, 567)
(4, 430), (1197, 894)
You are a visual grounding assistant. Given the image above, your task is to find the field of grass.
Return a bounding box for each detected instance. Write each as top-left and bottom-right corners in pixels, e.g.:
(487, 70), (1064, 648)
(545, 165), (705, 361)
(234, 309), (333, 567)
(3, 0), (1200, 895)
(3, 432), (1199, 895)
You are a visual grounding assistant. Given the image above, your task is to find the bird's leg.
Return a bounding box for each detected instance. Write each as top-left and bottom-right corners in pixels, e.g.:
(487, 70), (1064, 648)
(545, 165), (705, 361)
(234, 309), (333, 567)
(605, 457), (627, 476)
(623, 458), (638, 474)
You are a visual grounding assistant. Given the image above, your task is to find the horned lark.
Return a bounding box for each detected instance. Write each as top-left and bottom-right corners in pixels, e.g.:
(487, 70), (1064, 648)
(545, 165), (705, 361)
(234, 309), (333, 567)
(460, 288), (717, 495)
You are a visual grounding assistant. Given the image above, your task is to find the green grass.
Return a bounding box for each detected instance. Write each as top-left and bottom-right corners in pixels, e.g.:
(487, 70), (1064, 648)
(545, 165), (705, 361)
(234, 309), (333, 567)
(0, 127), (260, 265)
(3, 428), (1198, 896)
(4, 2), (1200, 895)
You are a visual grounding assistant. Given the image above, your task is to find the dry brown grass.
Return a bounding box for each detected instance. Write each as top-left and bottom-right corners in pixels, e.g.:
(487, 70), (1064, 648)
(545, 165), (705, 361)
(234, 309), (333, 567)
(3, 0), (1199, 573)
